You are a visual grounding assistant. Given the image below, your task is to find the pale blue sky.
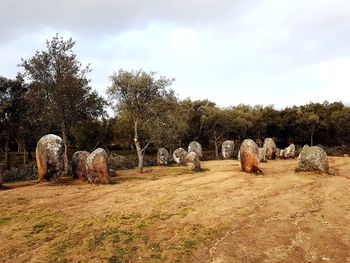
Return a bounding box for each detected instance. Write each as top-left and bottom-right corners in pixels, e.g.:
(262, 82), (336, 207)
(1, 0), (350, 108)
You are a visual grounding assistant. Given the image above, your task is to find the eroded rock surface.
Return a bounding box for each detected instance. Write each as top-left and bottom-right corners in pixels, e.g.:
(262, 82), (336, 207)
(157, 148), (169, 165)
(36, 134), (64, 182)
(263, 138), (277, 159)
(297, 146), (329, 174)
(186, 152), (201, 172)
(86, 148), (110, 184)
(222, 140), (235, 159)
(173, 148), (188, 165)
(188, 141), (203, 158)
(239, 139), (262, 174)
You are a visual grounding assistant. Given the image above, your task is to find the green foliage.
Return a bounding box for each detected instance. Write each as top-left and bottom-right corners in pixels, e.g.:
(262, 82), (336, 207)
(107, 69), (176, 171)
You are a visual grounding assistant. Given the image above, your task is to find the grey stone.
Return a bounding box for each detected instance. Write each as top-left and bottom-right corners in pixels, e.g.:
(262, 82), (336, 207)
(258, 147), (267, 162)
(185, 152), (201, 172)
(297, 146), (329, 174)
(239, 139), (262, 174)
(157, 148), (169, 165)
(86, 148), (110, 184)
(222, 140), (235, 159)
(36, 134), (64, 182)
(284, 144), (295, 158)
(263, 138), (277, 159)
(188, 141), (203, 158)
(173, 148), (187, 165)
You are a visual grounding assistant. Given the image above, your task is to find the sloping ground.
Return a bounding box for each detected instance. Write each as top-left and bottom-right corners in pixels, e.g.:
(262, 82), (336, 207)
(0, 158), (349, 263)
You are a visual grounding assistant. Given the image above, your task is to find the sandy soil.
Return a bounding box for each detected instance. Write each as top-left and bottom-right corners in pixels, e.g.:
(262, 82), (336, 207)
(0, 157), (349, 263)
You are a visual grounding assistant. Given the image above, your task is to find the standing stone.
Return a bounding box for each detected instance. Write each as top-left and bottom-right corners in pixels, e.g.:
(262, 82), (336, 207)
(173, 148), (188, 165)
(258, 147), (267, 163)
(222, 140), (235, 159)
(263, 138), (277, 159)
(188, 141), (203, 158)
(36, 134), (64, 182)
(296, 146), (329, 174)
(239, 139), (262, 174)
(86, 148), (110, 184)
(280, 149), (285, 159)
(72, 151), (90, 180)
(284, 144), (295, 159)
(185, 152), (201, 172)
(276, 148), (281, 159)
(157, 148), (169, 165)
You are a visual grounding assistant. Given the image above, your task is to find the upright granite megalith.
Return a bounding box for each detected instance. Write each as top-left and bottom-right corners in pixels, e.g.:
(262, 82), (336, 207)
(222, 140), (235, 159)
(239, 139), (262, 174)
(86, 148), (110, 184)
(188, 141), (203, 158)
(296, 146), (329, 174)
(173, 148), (188, 165)
(186, 152), (201, 172)
(36, 134), (64, 182)
(157, 148), (169, 165)
(263, 138), (277, 159)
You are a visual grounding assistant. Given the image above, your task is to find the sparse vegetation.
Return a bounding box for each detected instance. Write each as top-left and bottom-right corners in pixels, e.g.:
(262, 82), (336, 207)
(1, 158), (350, 262)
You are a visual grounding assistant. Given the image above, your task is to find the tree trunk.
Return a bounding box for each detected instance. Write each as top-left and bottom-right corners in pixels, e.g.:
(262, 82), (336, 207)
(214, 139), (219, 160)
(310, 132), (314, 146)
(310, 127), (314, 146)
(0, 164), (3, 187)
(134, 119), (144, 173)
(61, 121), (69, 175)
(4, 132), (10, 170)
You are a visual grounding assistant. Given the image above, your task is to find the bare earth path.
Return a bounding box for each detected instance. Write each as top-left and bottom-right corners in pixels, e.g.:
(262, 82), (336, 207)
(0, 158), (349, 262)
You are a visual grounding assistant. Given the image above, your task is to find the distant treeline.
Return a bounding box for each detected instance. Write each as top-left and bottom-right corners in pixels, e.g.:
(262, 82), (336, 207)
(1, 35), (350, 170)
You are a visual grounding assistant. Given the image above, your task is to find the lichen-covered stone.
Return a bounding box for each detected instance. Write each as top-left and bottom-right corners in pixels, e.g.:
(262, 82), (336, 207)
(284, 144), (295, 159)
(239, 139), (262, 174)
(86, 148), (110, 184)
(222, 140), (235, 159)
(258, 147), (267, 162)
(297, 146), (329, 174)
(36, 134), (64, 182)
(263, 138), (277, 159)
(188, 141), (203, 158)
(157, 148), (169, 165)
(173, 148), (187, 165)
(72, 151), (90, 180)
(185, 152), (201, 172)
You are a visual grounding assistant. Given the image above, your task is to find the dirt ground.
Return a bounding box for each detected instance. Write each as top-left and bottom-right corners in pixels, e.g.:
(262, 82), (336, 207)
(0, 157), (350, 263)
